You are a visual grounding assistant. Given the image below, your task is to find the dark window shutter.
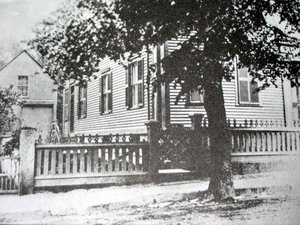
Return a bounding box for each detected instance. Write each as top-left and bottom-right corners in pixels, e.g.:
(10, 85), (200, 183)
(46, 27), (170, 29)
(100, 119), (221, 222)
(64, 90), (69, 121)
(250, 82), (259, 103)
(125, 67), (132, 108)
(109, 73), (112, 112)
(68, 90), (71, 120)
(138, 60), (144, 106)
(77, 87), (81, 118)
(108, 93), (112, 111)
(99, 77), (104, 114)
(84, 85), (87, 117)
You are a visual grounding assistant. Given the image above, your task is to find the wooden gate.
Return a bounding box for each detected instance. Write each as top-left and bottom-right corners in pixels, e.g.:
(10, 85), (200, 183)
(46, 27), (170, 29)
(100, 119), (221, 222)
(0, 156), (20, 194)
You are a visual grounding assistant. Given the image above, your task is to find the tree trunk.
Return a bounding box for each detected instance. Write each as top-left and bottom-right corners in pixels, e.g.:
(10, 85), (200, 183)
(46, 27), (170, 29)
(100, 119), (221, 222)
(203, 65), (235, 201)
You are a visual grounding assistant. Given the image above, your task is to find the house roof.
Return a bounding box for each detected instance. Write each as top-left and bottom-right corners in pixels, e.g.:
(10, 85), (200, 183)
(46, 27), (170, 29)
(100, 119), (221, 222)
(0, 50), (43, 73)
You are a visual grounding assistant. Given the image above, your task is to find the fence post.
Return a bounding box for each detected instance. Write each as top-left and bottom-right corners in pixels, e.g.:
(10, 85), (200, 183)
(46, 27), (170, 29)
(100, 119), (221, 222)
(145, 120), (161, 182)
(19, 127), (37, 195)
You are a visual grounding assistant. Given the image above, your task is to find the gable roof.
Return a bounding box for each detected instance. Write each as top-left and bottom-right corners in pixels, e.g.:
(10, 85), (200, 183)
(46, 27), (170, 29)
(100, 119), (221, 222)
(0, 50), (43, 73)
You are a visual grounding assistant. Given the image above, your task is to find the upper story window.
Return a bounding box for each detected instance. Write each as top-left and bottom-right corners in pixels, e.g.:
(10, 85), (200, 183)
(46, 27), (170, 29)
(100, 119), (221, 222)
(99, 69), (112, 114)
(125, 60), (144, 109)
(186, 89), (204, 106)
(18, 76), (28, 96)
(78, 85), (87, 119)
(237, 67), (259, 105)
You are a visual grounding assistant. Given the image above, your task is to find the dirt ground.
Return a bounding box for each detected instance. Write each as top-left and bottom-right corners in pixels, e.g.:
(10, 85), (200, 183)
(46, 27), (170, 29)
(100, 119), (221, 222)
(0, 172), (299, 225)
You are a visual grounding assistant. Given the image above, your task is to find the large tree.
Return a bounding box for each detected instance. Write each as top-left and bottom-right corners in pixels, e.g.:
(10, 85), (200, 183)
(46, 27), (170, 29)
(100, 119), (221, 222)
(31, 0), (300, 201)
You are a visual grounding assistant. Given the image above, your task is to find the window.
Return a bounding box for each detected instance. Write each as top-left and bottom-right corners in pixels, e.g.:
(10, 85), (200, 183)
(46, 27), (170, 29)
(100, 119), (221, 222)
(18, 76), (28, 96)
(237, 67), (259, 104)
(186, 89), (204, 106)
(99, 70), (112, 114)
(125, 60), (144, 109)
(78, 85), (87, 118)
(64, 89), (69, 121)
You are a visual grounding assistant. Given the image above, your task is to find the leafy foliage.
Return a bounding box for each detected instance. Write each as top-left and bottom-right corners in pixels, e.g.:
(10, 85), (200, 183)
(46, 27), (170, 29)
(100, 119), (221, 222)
(0, 86), (23, 134)
(30, 0), (300, 94)
(2, 130), (20, 156)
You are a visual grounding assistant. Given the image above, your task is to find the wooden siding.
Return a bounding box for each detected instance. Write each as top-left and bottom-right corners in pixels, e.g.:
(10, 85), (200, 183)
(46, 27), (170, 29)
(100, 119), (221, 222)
(69, 54), (151, 135)
(166, 40), (285, 127)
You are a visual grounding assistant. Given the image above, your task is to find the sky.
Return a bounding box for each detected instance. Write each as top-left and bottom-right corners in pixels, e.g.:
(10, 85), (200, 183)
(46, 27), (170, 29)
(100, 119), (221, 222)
(0, 0), (63, 63)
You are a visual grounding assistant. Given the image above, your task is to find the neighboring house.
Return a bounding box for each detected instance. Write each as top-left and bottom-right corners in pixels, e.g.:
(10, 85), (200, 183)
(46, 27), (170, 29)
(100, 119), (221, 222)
(62, 42), (299, 136)
(0, 50), (57, 153)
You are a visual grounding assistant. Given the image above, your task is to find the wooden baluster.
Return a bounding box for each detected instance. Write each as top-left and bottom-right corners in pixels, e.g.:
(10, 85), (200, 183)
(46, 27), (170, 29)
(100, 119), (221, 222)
(0, 176), (3, 190)
(128, 148), (133, 172)
(236, 132), (240, 152)
(79, 149), (85, 173)
(135, 147), (140, 171)
(281, 132), (286, 152)
(44, 149), (49, 175)
(276, 132), (281, 152)
(72, 150), (77, 173)
(139, 148), (144, 171)
(269, 132), (274, 152)
(250, 132), (254, 152)
(117, 148), (122, 172)
(248, 132), (252, 152)
(86, 149), (92, 173)
(6, 176), (9, 190)
(286, 132), (291, 152)
(242, 132), (247, 153)
(255, 132), (259, 152)
(9, 175), (12, 191)
(273, 132), (277, 152)
(126, 148), (130, 171)
(93, 148), (99, 173)
(260, 132), (265, 152)
(58, 151), (64, 175)
(121, 147), (127, 171)
(291, 132), (296, 152)
(51, 150), (57, 175)
(36, 150), (42, 176)
(65, 150), (71, 174)
(230, 133), (234, 153)
(266, 132), (271, 152)
(296, 132), (300, 152)
(107, 148), (113, 172)
(101, 148), (106, 173)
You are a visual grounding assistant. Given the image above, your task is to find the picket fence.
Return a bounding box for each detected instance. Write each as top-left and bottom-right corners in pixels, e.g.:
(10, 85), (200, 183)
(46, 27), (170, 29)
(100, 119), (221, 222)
(0, 156), (19, 194)
(192, 119), (299, 154)
(24, 119), (299, 192)
(34, 133), (150, 188)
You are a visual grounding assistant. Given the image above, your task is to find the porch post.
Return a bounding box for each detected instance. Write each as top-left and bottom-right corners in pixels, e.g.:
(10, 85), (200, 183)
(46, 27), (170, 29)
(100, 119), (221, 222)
(145, 120), (160, 182)
(19, 127), (37, 195)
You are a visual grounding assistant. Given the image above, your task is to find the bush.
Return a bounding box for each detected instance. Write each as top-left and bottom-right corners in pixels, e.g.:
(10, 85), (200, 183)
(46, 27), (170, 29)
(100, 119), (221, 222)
(2, 130), (20, 156)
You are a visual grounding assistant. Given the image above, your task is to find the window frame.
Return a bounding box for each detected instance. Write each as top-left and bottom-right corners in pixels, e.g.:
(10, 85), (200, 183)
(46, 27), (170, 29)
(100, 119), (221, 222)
(186, 89), (204, 107)
(17, 75), (29, 97)
(99, 69), (112, 114)
(236, 67), (260, 106)
(126, 59), (144, 109)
